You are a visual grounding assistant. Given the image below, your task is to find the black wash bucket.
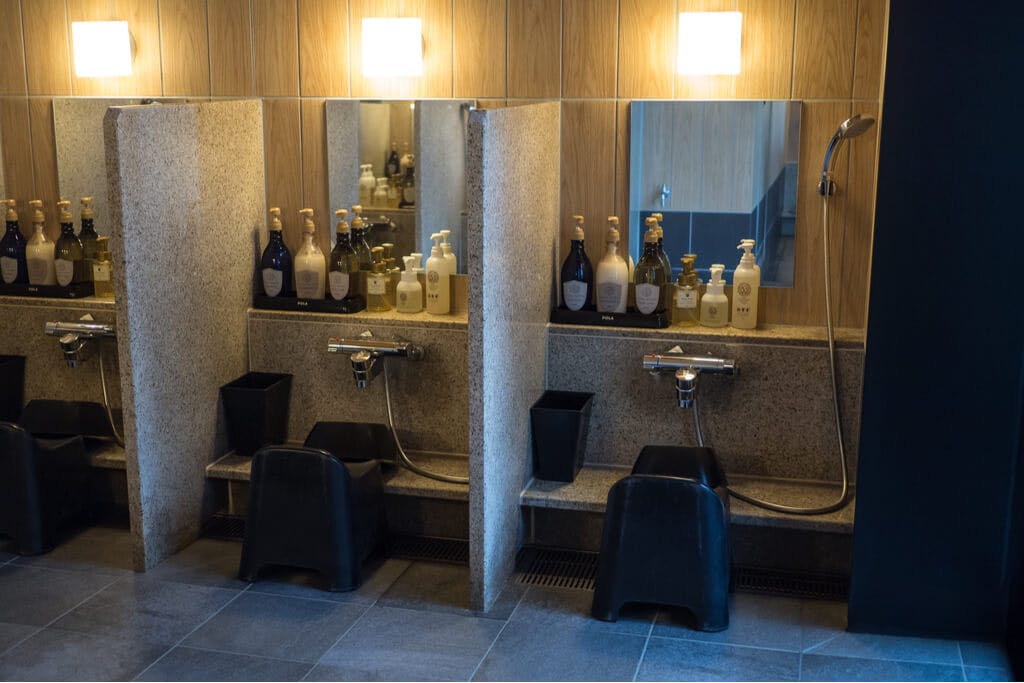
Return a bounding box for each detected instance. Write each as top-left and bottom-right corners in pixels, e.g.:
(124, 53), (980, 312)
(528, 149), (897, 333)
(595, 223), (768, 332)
(530, 390), (594, 483)
(220, 372), (293, 457)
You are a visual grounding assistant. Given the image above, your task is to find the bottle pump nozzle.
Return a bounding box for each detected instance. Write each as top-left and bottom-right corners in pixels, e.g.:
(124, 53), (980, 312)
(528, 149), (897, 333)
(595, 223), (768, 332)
(58, 199), (72, 223)
(430, 232), (443, 255)
(572, 214), (585, 241)
(5, 199), (18, 221)
(269, 207), (282, 231)
(440, 229), (451, 244)
(606, 216), (620, 242)
(80, 197), (94, 220)
(335, 208), (349, 233)
(29, 200), (44, 223)
(299, 208), (315, 233)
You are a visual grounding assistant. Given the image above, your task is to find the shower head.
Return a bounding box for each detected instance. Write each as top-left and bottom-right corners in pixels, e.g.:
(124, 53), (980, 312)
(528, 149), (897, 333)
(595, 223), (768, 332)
(818, 114), (877, 196)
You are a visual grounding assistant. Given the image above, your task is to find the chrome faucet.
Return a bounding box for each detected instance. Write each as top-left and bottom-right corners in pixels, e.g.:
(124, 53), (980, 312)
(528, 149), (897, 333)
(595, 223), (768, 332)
(643, 347), (737, 408)
(45, 316), (117, 369)
(327, 333), (425, 389)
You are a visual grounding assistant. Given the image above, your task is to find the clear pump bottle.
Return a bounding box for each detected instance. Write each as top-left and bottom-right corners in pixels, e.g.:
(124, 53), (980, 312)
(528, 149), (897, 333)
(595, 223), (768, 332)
(673, 254), (702, 326)
(366, 246), (390, 312)
(54, 200), (86, 287)
(634, 219), (668, 315)
(329, 209), (359, 301)
(350, 205), (373, 270)
(78, 197), (100, 278)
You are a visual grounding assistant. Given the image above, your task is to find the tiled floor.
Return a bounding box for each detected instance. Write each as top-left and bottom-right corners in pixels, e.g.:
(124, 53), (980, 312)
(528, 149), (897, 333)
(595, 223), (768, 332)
(0, 525), (1013, 682)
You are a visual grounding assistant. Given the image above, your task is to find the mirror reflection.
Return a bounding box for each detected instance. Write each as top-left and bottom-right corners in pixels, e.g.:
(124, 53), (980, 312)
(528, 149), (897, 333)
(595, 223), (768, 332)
(629, 100), (801, 287)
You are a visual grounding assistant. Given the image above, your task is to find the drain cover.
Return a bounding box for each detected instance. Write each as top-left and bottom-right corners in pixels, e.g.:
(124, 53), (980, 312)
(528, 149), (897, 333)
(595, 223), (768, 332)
(388, 535), (469, 565)
(732, 564), (849, 601)
(202, 514), (245, 541)
(516, 547), (599, 590)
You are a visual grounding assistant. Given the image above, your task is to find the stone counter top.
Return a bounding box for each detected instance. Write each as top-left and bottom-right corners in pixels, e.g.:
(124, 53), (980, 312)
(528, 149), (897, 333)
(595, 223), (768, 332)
(0, 295), (116, 311)
(548, 321), (865, 349)
(248, 307), (468, 330)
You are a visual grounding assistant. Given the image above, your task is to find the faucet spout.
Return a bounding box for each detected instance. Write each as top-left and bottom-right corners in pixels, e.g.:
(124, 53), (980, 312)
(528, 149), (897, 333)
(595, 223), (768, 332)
(328, 333), (424, 389)
(675, 367), (698, 408)
(644, 347), (737, 410)
(350, 350), (381, 389)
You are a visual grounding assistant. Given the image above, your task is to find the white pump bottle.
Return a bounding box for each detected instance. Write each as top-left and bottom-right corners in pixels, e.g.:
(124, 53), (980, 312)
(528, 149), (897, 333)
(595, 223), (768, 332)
(595, 216), (628, 313)
(439, 229), (457, 275)
(425, 232), (450, 315)
(700, 264), (729, 327)
(294, 208), (326, 299)
(731, 240), (760, 329)
(397, 255), (423, 313)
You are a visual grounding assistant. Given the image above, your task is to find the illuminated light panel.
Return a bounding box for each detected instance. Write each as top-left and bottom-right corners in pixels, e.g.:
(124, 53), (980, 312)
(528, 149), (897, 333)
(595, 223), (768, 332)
(72, 21), (133, 78)
(362, 18), (424, 78)
(677, 12), (742, 76)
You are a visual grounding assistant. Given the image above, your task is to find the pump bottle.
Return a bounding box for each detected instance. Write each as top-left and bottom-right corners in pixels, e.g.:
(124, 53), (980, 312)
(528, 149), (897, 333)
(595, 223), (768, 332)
(651, 213), (672, 279)
(350, 205), (373, 270)
(560, 214), (593, 311)
(78, 197), (100, 278)
(260, 208), (293, 297)
(396, 256), (423, 313)
(440, 229), (457, 274)
(425, 232), (451, 315)
(700, 264), (729, 327)
(731, 240), (760, 329)
(294, 208), (326, 299)
(595, 217), (628, 313)
(54, 199), (86, 286)
(329, 209), (359, 301)
(0, 199), (27, 284)
(634, 218), (668, 315)
(366, 246), (390, 312)
(25, 200), (56, 286)
(673, 254), (702, 326)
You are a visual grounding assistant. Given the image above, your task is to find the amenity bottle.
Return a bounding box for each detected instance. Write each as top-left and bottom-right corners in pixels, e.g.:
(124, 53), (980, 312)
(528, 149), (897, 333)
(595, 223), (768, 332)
(366, 246), (390, 312)
(560, 214), (593, 311)
(673, 254), (702, 327)
(700, 264), (729, 327)
(350, 205), (373, 270)
(396, 256), (423, 313)
(91, 236), (114, 298)
(78, 197), (100, 279)
(0, 199), (27, 284)
(440, 229), (457, 274)
(651, 213), (673, 280)
(328, 209), (359, 302)
(731, 240), (760, 329)
(294, 208), (326, 300)
(595, 217), (628, 314)
(25, 200), (56, 286)
(260, 207), (293, 297)
(633, 218), (668, 315)
(54, 200), (86, 287)
(425, 232), (451, 315)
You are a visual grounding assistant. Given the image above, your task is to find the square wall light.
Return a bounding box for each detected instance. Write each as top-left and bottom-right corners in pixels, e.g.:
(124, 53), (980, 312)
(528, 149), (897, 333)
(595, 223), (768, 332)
(362, 18), (424, 78)
(677, 12), (742, 76)
(72, 21), (133, 78)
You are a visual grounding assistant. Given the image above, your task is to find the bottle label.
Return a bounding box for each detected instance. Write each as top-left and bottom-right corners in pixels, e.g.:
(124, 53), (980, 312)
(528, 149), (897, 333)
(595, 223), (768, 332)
(635, 283), (661, 315)
(675, 287), (698, 309)
(367, 275), (386, 295)
(55, 259), (75, 286)
(0, 256), (17, 283)
(262, 268), (283, 297)
(92, 262), (111, 283)
(295, 270), (321, 299)
(403, 186), (415, 203)
(27, 258), (51, 284)
(596, 282), (624, 313)
(562, 280), (588, 311)
(329, 271), (350, 300)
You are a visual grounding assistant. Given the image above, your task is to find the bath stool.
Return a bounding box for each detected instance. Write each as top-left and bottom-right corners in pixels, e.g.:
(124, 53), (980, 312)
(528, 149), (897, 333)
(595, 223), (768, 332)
(591, 445), (731, 631)
(239, 445), (387, 591)
(304, 421), (396, 464)
(0, 422), (92, 555)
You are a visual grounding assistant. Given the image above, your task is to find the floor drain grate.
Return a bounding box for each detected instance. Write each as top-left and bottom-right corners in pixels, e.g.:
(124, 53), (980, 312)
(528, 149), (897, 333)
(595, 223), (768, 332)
(202, 514), (246, 541)
(732, 565), (849, 601)
(516, 546), (599, 590)
(388, 535), (469, 565)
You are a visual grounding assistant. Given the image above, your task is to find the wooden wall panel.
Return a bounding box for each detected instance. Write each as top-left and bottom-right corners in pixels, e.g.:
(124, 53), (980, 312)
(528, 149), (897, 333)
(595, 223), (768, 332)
(300, 98), (331, 256)
(263, 99), (303, 253)
(0, 98), (34, 232)
(208, 0), (253, 96)
(0, 0), (27, 95)
(507, 0), (559, 98)
(67, 0), (163, 97)
(617, 0), (674, 99)
(454, 0), (506, 98)
(793, 0), (857, 100)
(853, 0), (887, 101)
(253, 0), (300, 96)
(560, 101), (616, 259)
(28, 98), (60, 239)
(562, 0), (617, 98)
(23, 0), (71, 95)
(298, 0), (349, 97)
(613, 100), (630, 242)
(159, 0), (211, 97)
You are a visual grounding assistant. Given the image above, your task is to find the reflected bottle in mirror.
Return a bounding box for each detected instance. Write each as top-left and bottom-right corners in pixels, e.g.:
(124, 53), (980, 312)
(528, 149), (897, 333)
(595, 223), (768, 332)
(350, 206), (374, 270)
(399, 165), (415, 208)
(386, 141), (400, 177)
(78, 197), (100, 280)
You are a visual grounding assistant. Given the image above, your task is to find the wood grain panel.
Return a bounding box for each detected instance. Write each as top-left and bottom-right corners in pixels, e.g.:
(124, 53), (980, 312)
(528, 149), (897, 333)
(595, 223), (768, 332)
(617, 0), (674, 98)
(263, 99), (303, 254)
(453, 0), (506, 98)
(23, 0), (71, 95)
(68, 0), (163, 97)
(507, 0), (559, 98)
(614, 100), (630, 245)
(792, 0), (857, 99)
(0, 0), (26, 94)
(208, 0), (253, 96)
(349, 0), (453, 99)
(562, 0), (617, 98)
(676, 0), (794, 100)
(560, 101), (615, 261)
(298, 0), (349, 97)
(0, 98), (34, 232)
(853, 0), (887, 100)
(253, 0), (300, 96)
(28, 98), (60, 239)
(837, 101), (879, 327)
(159, 0), (210, 97)
(300, 98), (331, 256)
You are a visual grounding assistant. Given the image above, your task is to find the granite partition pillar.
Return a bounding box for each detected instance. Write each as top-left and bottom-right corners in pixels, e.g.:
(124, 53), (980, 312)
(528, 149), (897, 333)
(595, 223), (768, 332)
(467, 102), (560, 610)
(104, 100), (265, 570)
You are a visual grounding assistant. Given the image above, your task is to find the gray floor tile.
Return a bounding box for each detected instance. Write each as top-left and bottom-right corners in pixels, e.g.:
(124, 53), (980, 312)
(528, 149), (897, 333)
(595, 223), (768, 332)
(636, 636), (801, 682)
(800, 653), (965, 681)
(146, 538), (249, 590)
(511, 584), (655, 636)
(964, 666), (1012, 682)
(182, 592), (367, 663)
(799, 600), (848, 651)
(52, 574), (240, 646)
(808, 630), (963, 665)
(0, 623), (37, 656)
(654, 593), (807, 652)
(472, 619), (647, 681)
(377, 561), (524, 619)
(0, 627), (166, 682)
(249, 557), (411, 604)
(135, 646), (312, 682)
(960, 641), (1011, 670)
(0, 565), (116, 627)
(13, 525), (134, 576)
(313, 605), (503, 681)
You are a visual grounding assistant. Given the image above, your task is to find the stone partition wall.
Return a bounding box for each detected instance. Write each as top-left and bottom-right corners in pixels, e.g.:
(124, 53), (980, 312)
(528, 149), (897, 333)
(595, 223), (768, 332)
(105, 100), (264, 570)
(546, 325), (865, 482)
(468, 102), (561, 611)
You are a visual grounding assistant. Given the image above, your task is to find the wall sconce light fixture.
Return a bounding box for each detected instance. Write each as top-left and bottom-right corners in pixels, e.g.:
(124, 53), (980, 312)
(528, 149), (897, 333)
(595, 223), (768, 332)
(677, 12), (742, 76)
(71, 21), (133, 78)
(362, 18), (424, 78)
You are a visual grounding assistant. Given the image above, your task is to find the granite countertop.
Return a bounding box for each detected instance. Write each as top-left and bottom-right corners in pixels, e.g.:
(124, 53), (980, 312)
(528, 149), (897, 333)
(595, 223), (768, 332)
(0, 295), (116, 310)
(248, 307), (468, 330)
(547, 321), (865, 349)
(521, 465), (855, 534)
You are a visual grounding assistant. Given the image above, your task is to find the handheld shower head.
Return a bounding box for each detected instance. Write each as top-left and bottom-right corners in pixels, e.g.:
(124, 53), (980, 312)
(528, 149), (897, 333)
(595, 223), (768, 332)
(818, 114), (877, 196)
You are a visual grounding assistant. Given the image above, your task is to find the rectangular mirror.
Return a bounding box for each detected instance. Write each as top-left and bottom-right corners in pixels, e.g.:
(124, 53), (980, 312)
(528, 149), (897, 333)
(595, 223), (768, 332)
(326, 99), (471, 274)
(629, 100), (801, 287)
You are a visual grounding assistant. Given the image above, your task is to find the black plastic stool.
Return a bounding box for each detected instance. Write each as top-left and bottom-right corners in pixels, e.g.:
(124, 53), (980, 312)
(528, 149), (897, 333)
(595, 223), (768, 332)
(591, 445), (731, 631)
(239, 445), (387, 591)
(0, 422), (92, 555)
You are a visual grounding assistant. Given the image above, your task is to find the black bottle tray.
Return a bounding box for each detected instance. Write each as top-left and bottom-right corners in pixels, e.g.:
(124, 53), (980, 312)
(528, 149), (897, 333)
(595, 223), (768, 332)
(253, 294), (367, 314)
(0, 281), (95, 299)
(550, 306), (670, 329)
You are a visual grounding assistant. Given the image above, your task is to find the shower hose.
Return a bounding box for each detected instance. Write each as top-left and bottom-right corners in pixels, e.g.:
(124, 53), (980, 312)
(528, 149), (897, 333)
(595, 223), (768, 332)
(382, 359), (469, 485)
(707, 195), (851, 515)
(98, 339), (125, 448)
